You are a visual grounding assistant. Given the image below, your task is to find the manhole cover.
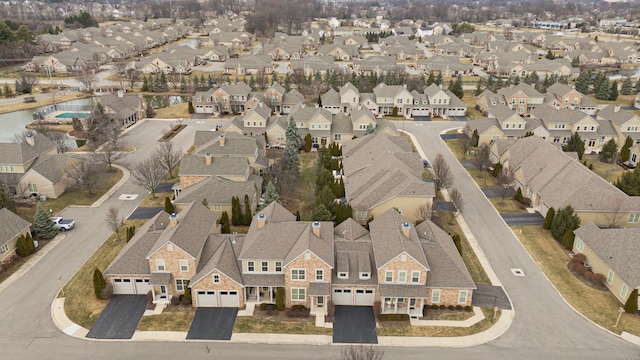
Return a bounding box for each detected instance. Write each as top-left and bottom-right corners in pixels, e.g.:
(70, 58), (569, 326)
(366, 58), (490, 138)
(196, 121), (204, 124)
(511, 268), (525, 277)
(118, 194), (139, 200)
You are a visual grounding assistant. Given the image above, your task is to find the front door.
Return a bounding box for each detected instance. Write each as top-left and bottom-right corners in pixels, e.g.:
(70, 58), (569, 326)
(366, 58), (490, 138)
(159, 285), (167, 299)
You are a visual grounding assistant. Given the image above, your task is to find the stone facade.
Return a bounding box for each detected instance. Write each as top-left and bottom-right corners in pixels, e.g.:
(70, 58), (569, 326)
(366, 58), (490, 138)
(283, 251), (332, 308)
(191, 270), (245, 308)
(148, 244), (196, 296)
(377, 254), (428, 286)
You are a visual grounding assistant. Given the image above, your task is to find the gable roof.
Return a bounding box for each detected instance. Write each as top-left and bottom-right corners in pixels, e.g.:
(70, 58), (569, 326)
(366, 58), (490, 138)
(28, 154), (82, 183)
(0, 134), (56, 166)
(191, 234), (244, 286)
(0, 208), (31, 248)
(369, 209), (429, 270)
(173, 175), (260, 206)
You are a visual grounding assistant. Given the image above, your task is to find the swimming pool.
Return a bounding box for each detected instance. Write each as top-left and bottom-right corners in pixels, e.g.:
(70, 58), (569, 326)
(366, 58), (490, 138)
(55, 112), (91, 119)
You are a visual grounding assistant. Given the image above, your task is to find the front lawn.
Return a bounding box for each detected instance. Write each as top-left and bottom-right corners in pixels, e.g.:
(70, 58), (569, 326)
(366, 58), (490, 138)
(514, 225), (640, 336)
(16, 165), (122, 221)
(377, 308), (500, 337)
(138, 192), (173, 208)
(233, 317), (332, 335)
(153, 102), (190, 119)
(489, 198), (528, 214)
(583, 154), (625, 184)
(137, 310), (195, 332)
(62, 219), (146, 329)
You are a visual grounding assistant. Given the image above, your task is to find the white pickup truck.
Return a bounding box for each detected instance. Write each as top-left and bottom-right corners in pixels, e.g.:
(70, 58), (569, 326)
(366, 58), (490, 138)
(51, 217), (75, 231)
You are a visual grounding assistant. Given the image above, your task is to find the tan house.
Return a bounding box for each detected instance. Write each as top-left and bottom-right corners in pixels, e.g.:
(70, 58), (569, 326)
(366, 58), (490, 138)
(19, 155), (83, 199)
(497, 83), (544, 117)
(0, 133), (56, 197)
(0, 208), (31, 265)
(573, 223), (640, 308)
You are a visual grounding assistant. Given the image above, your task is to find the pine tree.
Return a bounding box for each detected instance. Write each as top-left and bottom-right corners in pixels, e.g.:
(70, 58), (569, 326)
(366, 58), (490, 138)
(15, 235), (29, 257)
(0, 187), (16, 213)
(262, 181), (279, 207)
(275, 287), (285, 310)
(231, 196), (241, 226)
(599, 138), (618, 163)
(635, 78), (640, 93)
(284, 73), (291, 92)
(563, 132), (585, 160)
(562, 229), (575, 250)
(364, 124), (375, 135)
(33, 204), (58, 240)
(596, 80), (610, 100)
(624, 288), (638, 314)
(620, 77), (633, 95)
(295, 210), (301, 221)
(285, 119), (302, 149)
(219, 211), (230, 233)
(571, 56), (580, 68)
(543, 207), (555, 230)
(471, 129), (479, 146)
(435, 72), (443, 85)
(514, 187), (523, 203)
(311, 203), (334, 221)
(243, 194), (252, 225)
(620, 136), (633, 162)
(550, 206), (581, 241)
(93, 268), (106, 299)
(609, 80), (619, 101)
(426, 72), (435, 86)
(188, 101), (194, 114)
(164, 197), (174, 214)
(304, 133), (312, 152)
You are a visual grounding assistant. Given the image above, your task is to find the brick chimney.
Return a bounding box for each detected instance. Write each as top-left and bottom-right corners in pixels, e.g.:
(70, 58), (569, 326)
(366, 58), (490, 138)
(401, 222), (411, 238)
(205, 152), (212, 165)
(257, 213), (266, 229)
(312, 221), (321, 237)
(25, 133), (35, 146)
(219, 134), (225, 146)
(614, 104), (621, 113)
(169, 212), (179, 227)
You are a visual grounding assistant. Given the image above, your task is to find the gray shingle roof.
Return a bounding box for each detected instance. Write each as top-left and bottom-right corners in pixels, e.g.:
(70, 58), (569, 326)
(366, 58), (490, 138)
(379, 284), (427, 298)
(242, 274), (285, 286)
(309, 282), (331, 296)
(195, 131), (258, 157)
(29, 155), (82, 183)
(574, 222), (640, 288)
(369, 209), (429, 270)
(191, 234), (244, 286)
(0, 134), (55, 166)
(0, 208), (31, 248)
(178, 155), (249, 178)
(174, 176), (259, 206)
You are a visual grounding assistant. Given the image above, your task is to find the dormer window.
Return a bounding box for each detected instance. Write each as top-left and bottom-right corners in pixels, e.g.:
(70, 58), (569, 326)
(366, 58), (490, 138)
(359, 272), (370, 280)
(338, 272), (348, 279)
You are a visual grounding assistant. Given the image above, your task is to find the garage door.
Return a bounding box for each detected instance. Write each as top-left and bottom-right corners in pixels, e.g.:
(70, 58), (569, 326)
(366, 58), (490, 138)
(112, 278), (134, 294)
(134, 279), (152, 295)
(332, 289), (353, 305)
(197, 290), (218, 307)
(219, 291), (239, 307)
(355, 289), (375, 305)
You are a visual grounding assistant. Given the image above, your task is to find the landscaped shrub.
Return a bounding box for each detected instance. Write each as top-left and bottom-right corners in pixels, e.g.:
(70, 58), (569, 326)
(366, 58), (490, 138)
(568, 262), (577, 271)
(514, 188), (523, 203)
(521, 197), (532, 207)
(571, 253), (586, 263)
(543, 207), (555, 230)
(275, 287), (285, 310)
(584, 271), (596, 283)
(575, 264), (587, 276)
(93, 269), (106, 299)
(448, 305), (455, 310)
(592, 273), (606, 286)
(260, 303), (275, 311)
(291, 304), (306, 311)
(455, 305), (463, 311)
(378, 314), (410, 322)
(171, 296), (180, 305)
(624, 289), (638, 314)
(373, 301), (382, 317)
(439, 305), (446, 310)
(181, 296), (191, 306)
(464, 306), (472, 312)
(285, 305), (309, 318)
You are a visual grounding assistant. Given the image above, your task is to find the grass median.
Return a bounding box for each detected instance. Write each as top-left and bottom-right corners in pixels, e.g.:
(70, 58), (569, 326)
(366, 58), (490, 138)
(234, 317), (332, 335)
(377, 308), (500, 337)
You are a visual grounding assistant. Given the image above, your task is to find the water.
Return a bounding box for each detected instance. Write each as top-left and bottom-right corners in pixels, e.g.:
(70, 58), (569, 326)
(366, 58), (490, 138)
(143, 95), (188, 109)
(608, 68), (640, 80)
(179, 39), (200, 49)
(0, 97), (98, 142)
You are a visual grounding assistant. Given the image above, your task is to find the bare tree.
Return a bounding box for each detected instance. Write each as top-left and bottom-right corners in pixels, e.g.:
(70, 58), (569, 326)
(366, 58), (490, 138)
(255, 67), (268, 91)
(290, 68), (305, 92)
(126, 69), (141, 92)
(460, 136), (470, 159)
(166, 73), (181, 92)
(13, 129), (35, 143)
(30, 123), (70, 154)
(432, 153), (453, 191)
(449, 188), (464, 214)
(75, 71), (97, 92)
(497, 169), (515, 204)
(84, 103), (111, 145)
(132, 155), (166, 199)
(415, 202), (433, 225)
(64, 159), (98, 196)
(154, 141), (183, 178)
(112, 61), (128, 90)
(340, 345), (384, 360)
(473, 144), (491, 170)
(105, 206), (121, 241)
(92, 126), (128, 171)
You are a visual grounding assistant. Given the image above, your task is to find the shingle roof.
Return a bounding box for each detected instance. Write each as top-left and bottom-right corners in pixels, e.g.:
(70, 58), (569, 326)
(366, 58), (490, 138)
(28, 155), (82, 183)
(196, 131), (258, 157)
(0, 134), (55, 166)
(574, 222), (640, 288)
(379, 284), (427, 298)
(369, 209), (429, 270)
(598, 105), (639, 126)
(174, 176), (259, 206)
(0, 208), (31, 248)
(242, 273), (285, 286)
(333, 219), (377, 286)
(178, 155), (249, 178)
(309, 282), (331, 296)
(191, 234), (244, 286)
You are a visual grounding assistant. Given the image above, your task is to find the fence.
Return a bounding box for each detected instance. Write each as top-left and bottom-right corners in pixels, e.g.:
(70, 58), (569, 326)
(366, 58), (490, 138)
(32, 104), (94, 120)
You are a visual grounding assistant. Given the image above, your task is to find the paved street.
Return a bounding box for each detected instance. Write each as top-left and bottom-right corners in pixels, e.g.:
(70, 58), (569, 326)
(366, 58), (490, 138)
(0, 119), (638, 359)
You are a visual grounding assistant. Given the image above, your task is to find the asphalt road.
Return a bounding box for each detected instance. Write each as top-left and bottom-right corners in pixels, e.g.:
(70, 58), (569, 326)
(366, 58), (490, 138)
(0, 119), (638, 359)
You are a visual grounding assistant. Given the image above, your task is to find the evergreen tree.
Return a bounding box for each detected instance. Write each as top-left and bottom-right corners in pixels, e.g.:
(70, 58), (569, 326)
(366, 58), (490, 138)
(471, 129), (479, 146)
(219, 211), (230, 233)
(596, 80), (610, 100)
(571, 56), (580, 68)
(164, 197), (174, 214)
(15, 235), (29, 257)
(188, 101), (194, 114)
(615, 167), (640, 195)
(316, 169), (335, 195)
(295, 210), (301, 221)
(451, 233), (462, 255)
(624, 288), (638, 314)
(550, 206), (581, 241)
(620, 77), (633, 95)
(563, 132), (585, 160)
(311, 203), (334, 221)
(635, 78), (640, 93)
(93, 268), (106, 299)
(285, 119), (302, 149)
(426, 72), (435, 86)
(3, 82), (13, 97)
(243, 194), (252, 226)
(562, 229), (575, 250)
(543, 207), (555, 230)
(231, 196), (242, 226)
(262, 181), (279, 207)
(335, 202), (352, 224)
(33, 204), (58, 239)
(599, 138), (618, 163)
(141, 75), (150, 92)
(435, 72), (443, 86)
(609, 80), (619, 101)
(620, 136), (633, 162)
(271, 72), (278, 85)
(249, 74), (255, 89)
(25, 232), (35, 254)
(304, 133), (312, 152)
(474, 78), (483, 96)
(316, 185), (336, 216)
(275, 287), (285, 310)
(364, 124), (375, 135)
(0, 186), (16, 213)
(545, 50), (556, 60)
(283, 73), (291, 92)
(514, 187), (523, 203)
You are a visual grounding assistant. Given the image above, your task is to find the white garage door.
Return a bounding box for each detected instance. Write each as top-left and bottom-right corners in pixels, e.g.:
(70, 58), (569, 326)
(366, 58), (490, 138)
(112, 278), (134, 294)
(134, 278), (152, 295)
(332, 289), (353, 305)
(219, 291), (239, 307)
(196, 290), (218, 307)
(355, 289), (375, 305)
(540, 202), (549, 217)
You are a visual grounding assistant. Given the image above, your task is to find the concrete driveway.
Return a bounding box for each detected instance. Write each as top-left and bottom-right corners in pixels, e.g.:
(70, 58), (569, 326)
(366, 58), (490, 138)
(501, 213), (544, 226)
(333, 306), (377, 344)
(86, 295), (147, 339)
(186, 308), (238, 340)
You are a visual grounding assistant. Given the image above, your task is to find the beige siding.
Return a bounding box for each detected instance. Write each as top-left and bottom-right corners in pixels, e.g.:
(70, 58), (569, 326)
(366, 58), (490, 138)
(426, 288), (473, 306)
(20, 170), (66, 199)
(0, 229), (29, 263)
(370, 196), (434, 225)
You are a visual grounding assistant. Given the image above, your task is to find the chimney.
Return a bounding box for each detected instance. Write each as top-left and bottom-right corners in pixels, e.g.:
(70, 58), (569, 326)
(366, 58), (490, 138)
(403, 84), (407, 89)
(401, 222), (411, 238)
(117, 89), (124, 98)
(25, 133), (35, 146)
(257, 213), (266, 229)
(205, 152), (212, 165)
(614, 104), (621, 113)
(219, 134), (225, 146)
(312, 221), (321, 237)
(169, 212), (179, 227)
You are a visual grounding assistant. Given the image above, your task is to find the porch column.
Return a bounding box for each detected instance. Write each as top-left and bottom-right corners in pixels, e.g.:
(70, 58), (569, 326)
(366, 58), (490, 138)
(151, 287), (156, 302)
(256, 287), (260, 303)
(394, 298), (398, 313)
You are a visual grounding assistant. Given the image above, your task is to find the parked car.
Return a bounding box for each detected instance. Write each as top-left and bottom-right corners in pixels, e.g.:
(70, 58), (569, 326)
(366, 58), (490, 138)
(51, 217), (75, 231)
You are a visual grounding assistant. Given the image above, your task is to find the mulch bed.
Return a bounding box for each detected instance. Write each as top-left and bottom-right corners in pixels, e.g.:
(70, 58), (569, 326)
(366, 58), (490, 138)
(252, 306), (314, 322)
(567, 262), (609, 291)
(159, 124), (187, 142)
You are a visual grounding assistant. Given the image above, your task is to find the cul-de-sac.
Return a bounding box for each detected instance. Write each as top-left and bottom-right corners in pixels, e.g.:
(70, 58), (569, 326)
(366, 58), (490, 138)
(1, 1), (640, 359)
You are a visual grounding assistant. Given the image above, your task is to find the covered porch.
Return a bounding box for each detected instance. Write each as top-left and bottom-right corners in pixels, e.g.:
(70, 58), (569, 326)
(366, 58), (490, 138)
(309, 282), (330, 316)
(149, 272), (172, 305)
(242, 274), (284, 304)
(379, 284), (426, 318)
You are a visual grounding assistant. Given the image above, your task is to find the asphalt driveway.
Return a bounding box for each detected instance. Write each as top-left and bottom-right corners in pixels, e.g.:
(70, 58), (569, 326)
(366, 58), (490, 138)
(472, 284), (512, 310)
(333, 306), (377, 344)
(127, 207), (163, 220)
(501, 213), (544, 226)
(482, 187), (516, 198)
(86, 295), (147, 339)
(186, 307), (238, 340)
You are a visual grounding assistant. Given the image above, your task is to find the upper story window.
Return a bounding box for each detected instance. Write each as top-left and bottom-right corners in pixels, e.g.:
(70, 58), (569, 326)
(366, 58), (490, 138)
(385, 270), (393, 283)
(291, 269), (306, 281)
(213, 274), (220, 284)
(261, 261), (269, 272)
(411, 271), (420, 284)
(156, 259), (165, 272)
(275, 261), (282, 272)
(398, 271), (407, 283)
(247, 261), (255, 272)
(179, 259), (188, 272)
(315, 269), (324, 281)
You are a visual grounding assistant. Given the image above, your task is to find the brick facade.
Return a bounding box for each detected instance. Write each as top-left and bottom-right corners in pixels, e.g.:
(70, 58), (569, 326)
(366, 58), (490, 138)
(426, 288), (473, 307)
(148, 245), (195, 296)
(377, 254), (428, 286)
(283, 251), (332, 308)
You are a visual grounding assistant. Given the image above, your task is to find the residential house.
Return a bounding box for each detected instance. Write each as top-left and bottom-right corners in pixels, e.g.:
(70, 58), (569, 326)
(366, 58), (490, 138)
(290, 104), (334, 147)
(291, 56), (340, 76)
(497, 83), (545, 117)
(353, 56), (403, 77)
(531, 107), (599, 150)
(597, 105), (640, 146)
(0, 134), (56, 197)
(99, 91), (147, 128)
(423, 83), (467, 118)
(317, 44), (359, 61)
(0, 208), (31, 265)
(224, 55), (273, 75)
(373, 83), (414, 118)
(210, 82), (252, 115)
(18, 155), (82, 200)
(545, 83), (597, 115)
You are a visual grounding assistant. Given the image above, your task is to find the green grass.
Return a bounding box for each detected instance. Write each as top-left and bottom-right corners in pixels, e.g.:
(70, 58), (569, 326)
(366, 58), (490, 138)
(377, 308), (500, 337)
(62, 219), (146, 329)
(139, 192), (173, 208)
(16, 166), (122, 221)
(514, 225), (640, 336)
(137, 311), (195, 332)
(233, 317), (332, 335)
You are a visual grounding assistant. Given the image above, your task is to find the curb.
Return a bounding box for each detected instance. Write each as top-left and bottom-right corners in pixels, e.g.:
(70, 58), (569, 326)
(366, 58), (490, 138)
(71, 164), (130, 208)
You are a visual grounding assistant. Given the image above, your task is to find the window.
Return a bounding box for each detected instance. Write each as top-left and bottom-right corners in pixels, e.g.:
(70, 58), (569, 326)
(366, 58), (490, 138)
(213, 204), (222, 211)
(175, 278), (189, 291)
(575, 238), (584, 252)
(385, 270), (393, 283)
(213, 274), (220, 284)
(275, 261), (282, 272)
(179, 260), (188, 272)
(291, 269), (306, 281)
(0, 243), (8, 254)
(607, 270), (614, 285)
(628, 213), (640, 223)
(411, 271), (420, 284)
(156, 259), (166, 271)
(360, 272), (370, 279)
(315, 269), (324, 281)
(338, 272), (348, 279)
(334, 134), (341, 141)
(398, 271), (407, 283)
(575, 126), (580, 131)
(621, 284), (628, 299)
(356, 210), (368, 221)
(261, 261), (268, 272)
(431, 289), (441, 303)
(247, 261), (255, 272)
(291, 288), (306, 301)
(28, 183), (38, 193)
(458, 290), (468, 304)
